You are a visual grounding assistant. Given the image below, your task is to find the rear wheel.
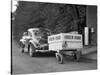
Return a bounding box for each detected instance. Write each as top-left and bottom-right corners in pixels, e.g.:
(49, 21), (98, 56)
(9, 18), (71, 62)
(29, 44), (36, 57)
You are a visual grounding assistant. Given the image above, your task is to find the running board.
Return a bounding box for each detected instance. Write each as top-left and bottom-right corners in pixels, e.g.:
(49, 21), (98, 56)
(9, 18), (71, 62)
(36, 50), (49, 52)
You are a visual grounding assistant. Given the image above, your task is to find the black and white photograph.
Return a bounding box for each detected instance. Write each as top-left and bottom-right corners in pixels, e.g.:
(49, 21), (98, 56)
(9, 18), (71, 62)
(11, 0), (97, 74)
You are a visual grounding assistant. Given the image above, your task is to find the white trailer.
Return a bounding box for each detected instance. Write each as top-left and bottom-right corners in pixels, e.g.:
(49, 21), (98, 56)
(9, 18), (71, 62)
(48, 33), (83, 64)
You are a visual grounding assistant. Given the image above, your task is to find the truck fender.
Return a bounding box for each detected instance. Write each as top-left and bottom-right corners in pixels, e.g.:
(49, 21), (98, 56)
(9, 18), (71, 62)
(20, 39), (25, 45)
(29, 40), (38, 48)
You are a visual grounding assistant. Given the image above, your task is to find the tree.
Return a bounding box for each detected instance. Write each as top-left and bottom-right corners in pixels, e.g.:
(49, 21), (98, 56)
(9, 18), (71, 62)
(13, 1), (86, 41)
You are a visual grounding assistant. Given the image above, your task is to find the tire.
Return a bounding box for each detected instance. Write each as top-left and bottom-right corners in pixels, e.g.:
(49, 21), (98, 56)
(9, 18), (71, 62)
(74, 50), (81, 61)
(29, 44), (36, 57)
(56, 53), (63, 64)
(20, 42), (25, 53)
(21, 48), (24, 53)
(19, 42), (22, 47)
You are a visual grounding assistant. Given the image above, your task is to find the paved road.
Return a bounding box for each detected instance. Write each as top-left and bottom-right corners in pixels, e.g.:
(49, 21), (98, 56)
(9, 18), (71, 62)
(12, 41), (97, 74)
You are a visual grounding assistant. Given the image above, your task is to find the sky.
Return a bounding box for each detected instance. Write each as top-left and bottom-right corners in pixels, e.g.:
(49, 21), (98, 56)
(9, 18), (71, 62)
(12, 0), (18, 12)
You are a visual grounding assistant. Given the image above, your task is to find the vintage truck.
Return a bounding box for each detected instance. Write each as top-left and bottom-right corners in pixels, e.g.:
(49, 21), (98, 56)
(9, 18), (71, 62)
(20, 28), (83, 64)
(20, 28), (51, 56)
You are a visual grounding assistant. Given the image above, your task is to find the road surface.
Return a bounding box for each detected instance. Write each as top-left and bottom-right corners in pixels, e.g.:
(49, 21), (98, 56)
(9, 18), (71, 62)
(12, 41), (97, 74)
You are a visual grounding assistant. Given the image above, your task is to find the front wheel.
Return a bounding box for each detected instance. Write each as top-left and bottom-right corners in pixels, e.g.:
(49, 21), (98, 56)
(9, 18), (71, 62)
(29, 44), (36, 57)
(21, 49), (24, 53)
(20, 42), (25, 53)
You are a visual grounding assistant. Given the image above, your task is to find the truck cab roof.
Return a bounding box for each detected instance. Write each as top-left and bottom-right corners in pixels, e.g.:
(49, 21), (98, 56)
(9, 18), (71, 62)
(27, 28), (39, 33)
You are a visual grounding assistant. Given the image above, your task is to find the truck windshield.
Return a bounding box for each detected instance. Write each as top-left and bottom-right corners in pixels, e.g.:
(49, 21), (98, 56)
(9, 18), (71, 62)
(34, 31), (41, 36)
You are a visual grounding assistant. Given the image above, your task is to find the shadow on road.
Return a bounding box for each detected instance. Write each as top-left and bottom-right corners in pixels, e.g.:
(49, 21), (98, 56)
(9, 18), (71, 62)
(23, 52), (55, 57)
